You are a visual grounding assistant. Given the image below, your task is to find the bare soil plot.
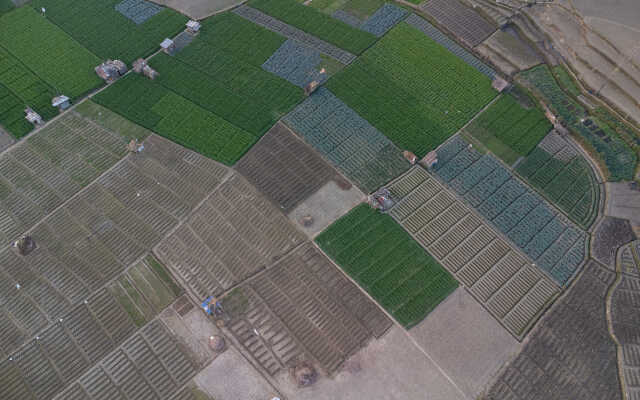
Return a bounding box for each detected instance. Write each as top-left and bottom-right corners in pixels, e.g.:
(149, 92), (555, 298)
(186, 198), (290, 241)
(420, 0), (496, 47)
(592, 216), (636, 269)
(606, 182), (640, 225)
(484, 261), (622, 400)
(387, 166), (560, 338)
(410, 287), (521, 399)
(476, 28), (542, 76)
(235, 122), (344, 213)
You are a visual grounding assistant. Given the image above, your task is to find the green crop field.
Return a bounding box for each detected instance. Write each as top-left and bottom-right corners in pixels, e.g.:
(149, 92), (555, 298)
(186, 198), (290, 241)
(516, 147), (600, 228)
(31, 0), (187, 64)
(296, 0), (385, 19)
(552, 65), (581, 98)
(316, 204), (458, 328)
(0, 0), (14, 15)
(153, 38), (303, 136)
(94, 74), (256, 164)
(466, 93), (551, 165)
(519, 65), (637, 181)
(0, 7), (102, 98)
(0, 83), (33, 138)
(249, 0), (378, 54)
(327, 22), (497, 157)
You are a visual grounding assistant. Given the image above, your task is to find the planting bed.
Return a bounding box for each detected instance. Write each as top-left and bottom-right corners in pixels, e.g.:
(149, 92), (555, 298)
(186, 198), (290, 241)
(386, 167), (560, 337)
(327, 22), (497, 157)
(262, 39), (327, 88)
(486, 261), (622, 399)
(93, 74), (257, 164)
(233, 5), (357, 64)
(248, 0), (377, 55)
(31, 0), (187, 64)
(0, 7), (102, 98)
(235, 122), (342, 213)
(516, 131), (600, 229)
(224, 243), (391, 375)
(317, 203), (457, 329)
(115, 0), (163, 25)
(466, 93), (552, 165)
(284, 87), (409, 193)
(405, 14), (496, 79)
(434, 136), (588, 286)
(519, 65), (637, 181)
(420, 0), (496, 47)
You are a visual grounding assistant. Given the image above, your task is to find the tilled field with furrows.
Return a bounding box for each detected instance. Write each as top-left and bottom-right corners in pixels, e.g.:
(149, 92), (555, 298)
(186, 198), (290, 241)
(420, 0), (496, 47)
(51, 320), (197, 400)
(387, 167), (560, 338)
(235, 122), (342, 213)
(0, 112), (129, 244)
(485, 261), (622, 400)
(0, 134), (228, 355)
(154, 173), (306, 301)
(223, 244), (388, 375)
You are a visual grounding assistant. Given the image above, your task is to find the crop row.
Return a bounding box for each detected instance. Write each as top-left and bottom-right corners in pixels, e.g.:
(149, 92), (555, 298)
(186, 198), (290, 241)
(360, 4), (408, 37)
(262, 39), (326, 88)
(316, 204), (457, 328)
(31, 0), (186, 64)
(519, 65), (637, 181)
(0, 84), (33, 138)
(327, 22), (496, 157)
(248, 0), (377, 55)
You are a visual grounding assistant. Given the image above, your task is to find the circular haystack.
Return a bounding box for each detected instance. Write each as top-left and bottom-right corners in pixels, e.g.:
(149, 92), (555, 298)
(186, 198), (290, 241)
(293, 363), (318, 387)
(208, 335), (226, 352)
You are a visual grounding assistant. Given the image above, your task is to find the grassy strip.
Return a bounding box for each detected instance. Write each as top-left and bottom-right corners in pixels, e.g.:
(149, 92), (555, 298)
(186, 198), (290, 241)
(327, 22), (496, 157)
(316, 204), (457, 328)
(249, 0), (377, 54)
(145, 255), (183, 297)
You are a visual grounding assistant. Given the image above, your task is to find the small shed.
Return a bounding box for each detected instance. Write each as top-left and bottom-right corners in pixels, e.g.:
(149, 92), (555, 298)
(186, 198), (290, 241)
(304, 80), (320, 96)
(24, 108), (42, 125)
(95, 60), (127, 83)
(160, 38), (176, 55)
(186, 20), (201, 34)
(132, 58), (159, 80)
(52, 95), (70, 111)
(420, 151), (438, 168)
(13, 235), (36, 256)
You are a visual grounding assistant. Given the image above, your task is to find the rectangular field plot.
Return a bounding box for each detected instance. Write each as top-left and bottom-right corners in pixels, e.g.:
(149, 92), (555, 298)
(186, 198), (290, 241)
(283, 87), (410, 193)
(222, 243), (391, 375)
(31, 0), (187, 64)
(155, 173), (305, 300)
(235, 122), (342, 212)
(51, 319), (198, 400)
(326, 22), (497, 157)
(316, 203), (458, 329)
(247, 0), (377, 55)
(387, 167), (560, 338)
(465, 92), (552, 165)
(0, 134), (227, 354)
(0, 111), (130, 244)
(420, 0), (496, 47)
(93, 74), (257, 165)
(433, 135), (588, 286)
(516, 130), (600, 229)
(262, 39), (328, 88)
(486, 261), (622, 399)
(0, 7), (102, 98)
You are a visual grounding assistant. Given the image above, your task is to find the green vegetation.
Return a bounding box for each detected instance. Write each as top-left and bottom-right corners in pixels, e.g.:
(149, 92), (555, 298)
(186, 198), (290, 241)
(145, 255), (182, 297)
(93, 74), (256, 165)
(109, 281), (147, 327)
(327, 22), (497, 157)
(74, 100), (151, 141)
(128, 262), (174, 311)
(0, 83), (36, 138)
(552, 65), (581, 98)
(342, 0), (385, 18)
(594, 107), (640, 153)
(316, 204), (458, 328)
(519, 65), (637, 181)
(517, 147), (600, 228)
(0, 7), (102, 98)
(0, 0), (14, 15)
(319, 54), (345, 77)
(249, 0), (378, 54)
(466, 93), (552, 165)
(31, 0), (187, 64)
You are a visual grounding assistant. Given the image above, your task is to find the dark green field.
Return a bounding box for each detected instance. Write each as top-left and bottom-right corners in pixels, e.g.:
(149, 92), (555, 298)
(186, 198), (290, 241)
(316, 204), (457, 328)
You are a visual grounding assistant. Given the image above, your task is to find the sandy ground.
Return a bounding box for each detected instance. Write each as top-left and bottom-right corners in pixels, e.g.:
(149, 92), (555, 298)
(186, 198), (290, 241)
(288, 180), (365, 238)
(408, 288), (522, 398)
(152, 0), (244, 20)
(275, 325), (469, 400)
(605, 182), (640, 225)
(572, 0), (640, 31)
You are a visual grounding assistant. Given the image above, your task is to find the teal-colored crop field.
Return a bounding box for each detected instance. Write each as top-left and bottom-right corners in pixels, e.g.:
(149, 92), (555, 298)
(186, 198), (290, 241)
(316, 204), (458, 328)
(0, 7), (102, 98)
(516, 147), (599, 229)
(327, 22), (497, 157)
(249, 0), (378, 54)
(466, 93), (551, 165)
(31, 0), (187, 64)
(519, 65), (637, 181)
(93, 74), (256, 165)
